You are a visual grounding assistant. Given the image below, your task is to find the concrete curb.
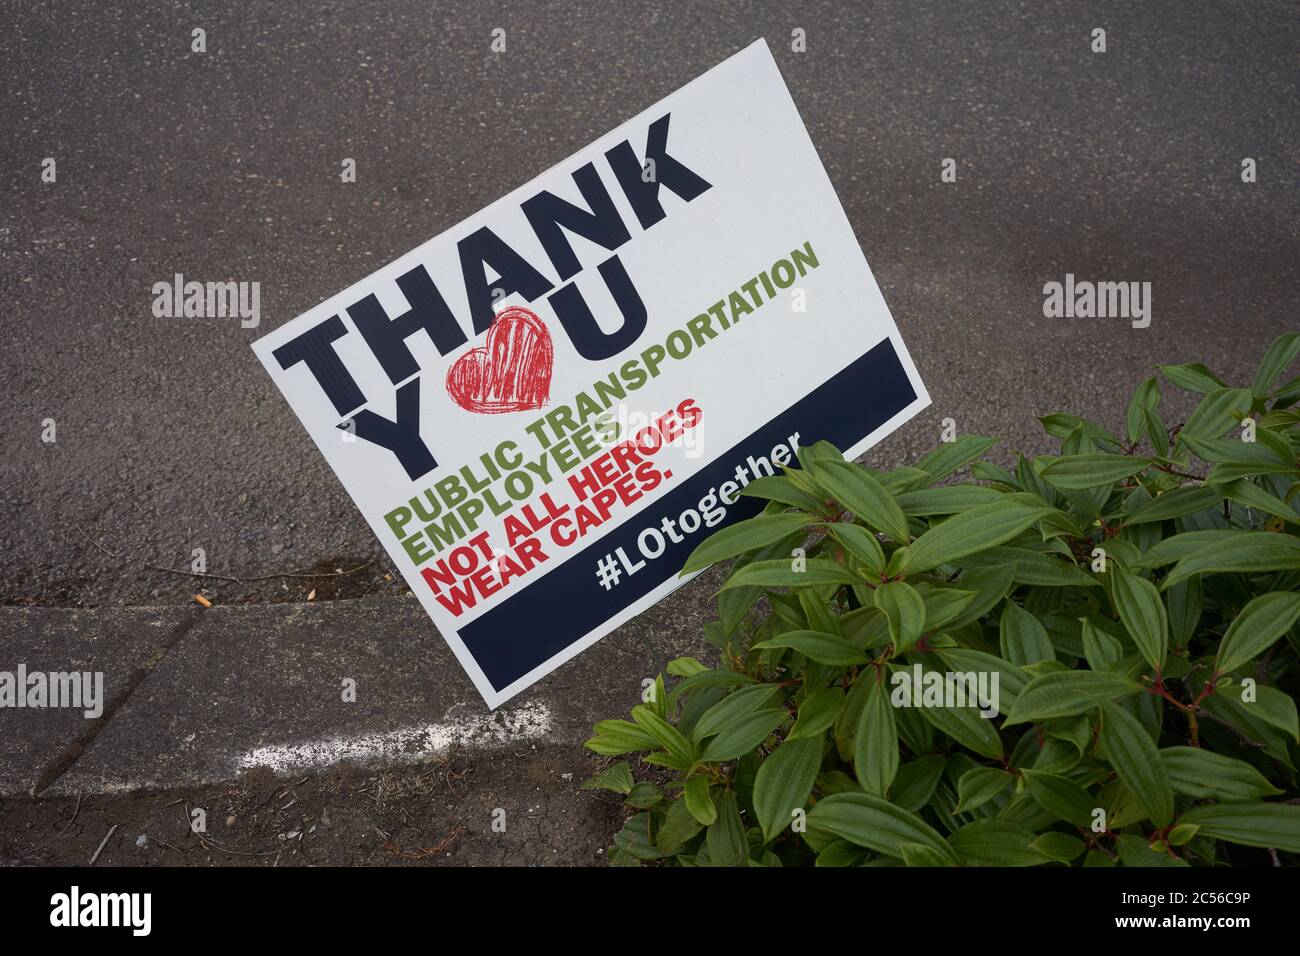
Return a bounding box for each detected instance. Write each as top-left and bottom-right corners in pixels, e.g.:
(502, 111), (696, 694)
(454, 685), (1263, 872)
(0, 580), (720, 797)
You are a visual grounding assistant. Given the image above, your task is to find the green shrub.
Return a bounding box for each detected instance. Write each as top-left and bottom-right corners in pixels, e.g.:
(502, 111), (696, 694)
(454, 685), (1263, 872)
(584, 332), (1300, 866)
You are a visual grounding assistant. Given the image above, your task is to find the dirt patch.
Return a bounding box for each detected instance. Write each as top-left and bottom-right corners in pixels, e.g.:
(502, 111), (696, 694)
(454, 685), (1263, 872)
(0, 746), (623, 867)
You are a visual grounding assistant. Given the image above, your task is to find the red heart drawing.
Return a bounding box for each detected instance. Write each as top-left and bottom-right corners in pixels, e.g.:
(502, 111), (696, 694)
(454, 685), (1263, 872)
(445, 306), (553, 414)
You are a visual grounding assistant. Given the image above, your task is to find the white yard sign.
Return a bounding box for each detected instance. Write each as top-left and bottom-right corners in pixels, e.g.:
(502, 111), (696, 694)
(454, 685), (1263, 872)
(253, 40), (930, 707)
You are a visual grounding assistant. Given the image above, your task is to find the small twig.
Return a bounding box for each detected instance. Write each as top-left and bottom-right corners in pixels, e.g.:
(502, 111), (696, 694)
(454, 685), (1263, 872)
(77, 527), (122, 559)
(244, 557), (378, 582)
(16, 794), (83, 859)
(89, 824), (118, 865)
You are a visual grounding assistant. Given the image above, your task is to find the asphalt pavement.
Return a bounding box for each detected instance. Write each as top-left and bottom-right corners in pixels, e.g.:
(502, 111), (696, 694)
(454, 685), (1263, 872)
(3, 0), (1295, 608)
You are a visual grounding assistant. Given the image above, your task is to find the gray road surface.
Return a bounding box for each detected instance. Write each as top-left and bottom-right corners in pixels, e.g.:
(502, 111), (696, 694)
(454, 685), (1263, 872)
(3, 0), (1295, 607)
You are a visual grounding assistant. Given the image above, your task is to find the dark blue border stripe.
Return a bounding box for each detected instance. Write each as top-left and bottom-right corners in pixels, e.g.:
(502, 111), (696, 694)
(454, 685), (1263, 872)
(460, 336), (916, 691)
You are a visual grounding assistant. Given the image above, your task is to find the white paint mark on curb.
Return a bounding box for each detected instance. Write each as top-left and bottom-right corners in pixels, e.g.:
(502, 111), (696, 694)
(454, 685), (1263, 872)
(236, 701), (554, 775)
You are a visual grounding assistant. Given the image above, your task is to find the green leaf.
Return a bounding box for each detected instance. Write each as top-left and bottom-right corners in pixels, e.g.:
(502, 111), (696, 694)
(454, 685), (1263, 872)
(1032, 832), (1086, 862)
(917, 586), (977, 632)
(1126, 376), (1161, 444)
(1162, 532), (1300, 589)
(705, 790), (748, 866)
(684, 774), (717, 825)
(717, 533), (811, 635)
(874, 581), (926, 651)
(897, 500), (1053, 574)
(789, 687), (845, 741)
(1160, 747), (1282, 801)
(948, 820), (1047, 867)
(915, 690), (1004, 758)
(1081, 618), (1123, 671)
(896, 485), (1003, 516)
(1144, 406), (1170, 456)
(667, 669), (754, 709)
(954, 547), (1097, 587)
(1135, 529), (1247, 568)
(915, 435), (999, 481)
(878, 466), (933, 494)
(1214, 591), (1300, 675)
(814, 840), (867, 867)
(1269, 373), (1300, 400)
(1158, 362), (1226, 394)
(1177, 803), (1300, 854)
(999, 601), (1056, 665)
(612, 813), (663, 860)
(1099, 701), (1174, 827)
(1115, 834), (1188, 867)
(1040, 413), (1121, 447)
(1166, 577), (1203, 649)
(1230, 683), (1299, 742)
(1208, 459), (1300, 484)
(680, 512), (817, 574)
(699, 708), (788, 762)
(752, 629), (870, 666)
(796, 439), (844, 470)
(890, 755), (946, 812)
(625, 781), (663, 808)
(806, 792), (958, 864)
(1125, 485), (1222, 524)
(580, 761), (635, 794)
(1215, 478), (1300, 524)
(936, 649), (1031, 710)
(656, 793), (705, 854)
(947, 565), (1016, 628)
(1109, 567), (1168, 672)
(954, 766), (1013, 813)
(631, 705), (695, 766)
(1022, 769), (1096, 827)
(1252, 332), (1300, 395)
(1004, 671), (1141, 724)
(666, 656), (708, 677)
(720, 558), (864, 590)
(1179, 387), (1253, 442)
(1181, 433), (1292, 467)
(1207, 683), (1300, 759)
(753, 736), (823, 842)
(585, 719), (660, 755)
(812, 459), (911, 543)
(826, 523), (886, 576)
(854, 674), (899, 796)
(692, 685), (784, 743)
(898, 842), (956, 867)
(738, 475), (828, 512)
(1039, 453), (1150, 489)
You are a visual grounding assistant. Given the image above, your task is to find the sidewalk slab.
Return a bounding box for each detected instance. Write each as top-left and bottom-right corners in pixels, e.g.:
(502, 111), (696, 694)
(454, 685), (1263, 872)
(0, 606), (199, 796)
(43, 576), (721, 795)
